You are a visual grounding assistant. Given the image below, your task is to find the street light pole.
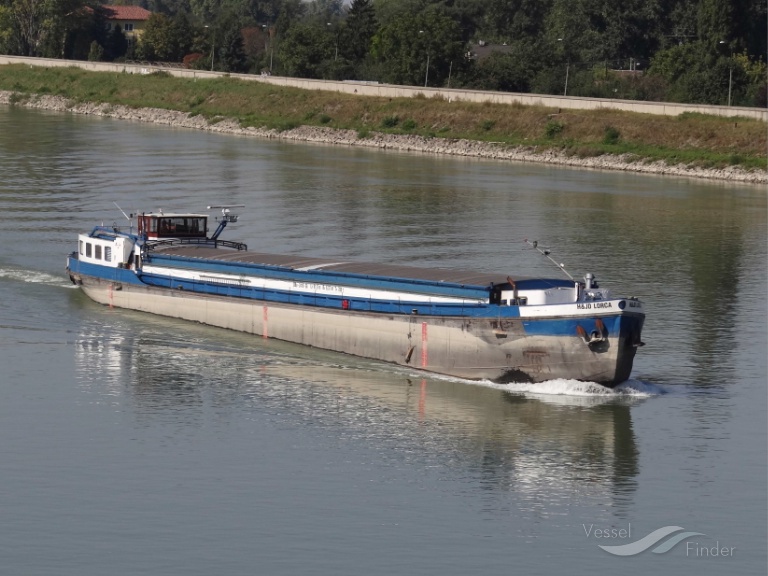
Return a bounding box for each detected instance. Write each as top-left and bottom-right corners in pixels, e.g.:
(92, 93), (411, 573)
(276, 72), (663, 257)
(719, 40), (733, 106)
(261, 24), (274, 73)
(558, 38), (568, 96)
(327, 23), (338, 62)
(205, 25), (214, 71)
(419, 30), (429, 87)
(727, 65), (733, 106)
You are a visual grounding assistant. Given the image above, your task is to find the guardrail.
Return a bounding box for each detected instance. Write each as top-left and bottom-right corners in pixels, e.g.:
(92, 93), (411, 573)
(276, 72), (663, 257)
(1, 54), (765, 121)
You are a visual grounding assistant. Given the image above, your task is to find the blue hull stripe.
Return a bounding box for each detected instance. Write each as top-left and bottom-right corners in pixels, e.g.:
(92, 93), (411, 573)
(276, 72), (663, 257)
(68, 257), (641, 334)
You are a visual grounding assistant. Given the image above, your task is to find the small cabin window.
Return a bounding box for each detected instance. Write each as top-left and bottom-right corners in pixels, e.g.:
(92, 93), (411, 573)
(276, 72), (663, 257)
(79, 240), (84, 255)
(86, 243), (92, 258)
(104, 246), (112, 262)
(95, 245), (102, 260)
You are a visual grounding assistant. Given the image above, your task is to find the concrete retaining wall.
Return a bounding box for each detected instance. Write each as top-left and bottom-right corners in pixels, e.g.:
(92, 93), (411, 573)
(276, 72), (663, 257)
(1, 54), (765, 121)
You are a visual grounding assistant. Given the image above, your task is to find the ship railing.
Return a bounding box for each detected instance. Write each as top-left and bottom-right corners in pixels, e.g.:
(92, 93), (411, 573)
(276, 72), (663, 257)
(145, 237), (248, 251)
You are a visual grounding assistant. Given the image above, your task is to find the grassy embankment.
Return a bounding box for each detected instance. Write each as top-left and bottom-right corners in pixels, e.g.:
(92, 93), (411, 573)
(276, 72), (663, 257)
(0, 64), (765, 170)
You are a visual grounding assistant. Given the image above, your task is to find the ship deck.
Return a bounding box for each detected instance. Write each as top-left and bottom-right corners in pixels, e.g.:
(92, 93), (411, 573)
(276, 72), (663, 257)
(153, 245), (530, 288)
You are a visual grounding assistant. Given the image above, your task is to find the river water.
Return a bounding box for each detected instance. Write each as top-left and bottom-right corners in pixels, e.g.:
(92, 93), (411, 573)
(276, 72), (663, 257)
(0, 105), (765, 575)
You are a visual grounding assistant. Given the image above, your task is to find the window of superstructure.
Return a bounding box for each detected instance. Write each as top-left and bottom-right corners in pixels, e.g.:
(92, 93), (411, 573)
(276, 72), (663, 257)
(95, 245), (102, 260)
(86, 243), (92, 258)
(104, 246), (112, 262)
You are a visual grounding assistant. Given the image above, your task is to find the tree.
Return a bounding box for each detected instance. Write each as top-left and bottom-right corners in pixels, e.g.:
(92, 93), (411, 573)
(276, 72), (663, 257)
(306, 0), (343, 22)
(459, 45), (539, 93)
(475, 0), (552, 43)
(136, 12), (192, 62)
(0, 0), (86, 57)
(371, 3), (464, 86)
(340, 0), (376, 63)
(278, 21), (332, 77)
(88, 39), (104, 61)
(216, 15), (247, 72)
(105, 22), (128, 61)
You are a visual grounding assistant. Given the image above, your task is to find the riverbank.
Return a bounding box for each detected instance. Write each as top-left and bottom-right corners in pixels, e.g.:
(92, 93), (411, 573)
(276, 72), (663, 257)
(2, 89), (766, 184)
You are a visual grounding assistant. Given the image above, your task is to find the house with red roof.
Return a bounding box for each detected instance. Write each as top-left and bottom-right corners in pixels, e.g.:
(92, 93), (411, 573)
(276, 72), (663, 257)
(103, 5), (152, 41)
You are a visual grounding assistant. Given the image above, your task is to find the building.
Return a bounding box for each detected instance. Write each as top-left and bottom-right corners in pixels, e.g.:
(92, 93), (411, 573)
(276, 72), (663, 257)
(103, 5), (152, 41)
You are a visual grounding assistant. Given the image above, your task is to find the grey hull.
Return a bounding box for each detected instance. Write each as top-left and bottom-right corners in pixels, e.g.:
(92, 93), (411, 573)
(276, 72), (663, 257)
(75, 275), (638, 387)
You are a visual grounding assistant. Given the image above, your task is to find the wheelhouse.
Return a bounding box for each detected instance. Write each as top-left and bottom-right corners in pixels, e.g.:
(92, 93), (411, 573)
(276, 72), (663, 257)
(137, 212), (208, 240)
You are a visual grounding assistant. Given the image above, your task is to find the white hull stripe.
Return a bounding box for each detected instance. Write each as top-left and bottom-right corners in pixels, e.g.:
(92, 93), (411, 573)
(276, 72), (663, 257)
(142, 265), (487, 305)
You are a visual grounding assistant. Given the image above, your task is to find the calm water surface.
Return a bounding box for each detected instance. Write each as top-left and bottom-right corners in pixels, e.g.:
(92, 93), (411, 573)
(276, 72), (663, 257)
(0, 106), (765, 575)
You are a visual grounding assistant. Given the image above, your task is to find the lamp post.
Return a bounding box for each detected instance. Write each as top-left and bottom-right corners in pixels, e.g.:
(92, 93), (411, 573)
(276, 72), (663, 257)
(204, 25), (214, 72)
(719, 40), (733, 106)
(557, 38), (569, 96)
(327, 23), (338, 61)
(261, 24), (274, 73)
(419, 30), (429, 87)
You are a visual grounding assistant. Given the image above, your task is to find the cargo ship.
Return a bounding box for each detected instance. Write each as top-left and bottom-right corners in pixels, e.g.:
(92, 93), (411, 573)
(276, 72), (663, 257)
(66, 206), (645, 387)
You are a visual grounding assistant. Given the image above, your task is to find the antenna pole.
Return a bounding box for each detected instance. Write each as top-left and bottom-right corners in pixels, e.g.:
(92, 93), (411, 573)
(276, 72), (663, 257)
(524, 239), (574, 281)
(114, 202), (134, 233)
(114, 202), (130, 221)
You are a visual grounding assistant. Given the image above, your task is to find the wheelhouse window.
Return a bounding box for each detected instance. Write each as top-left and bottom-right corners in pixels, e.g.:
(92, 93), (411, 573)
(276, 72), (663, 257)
(139, 214), (207, 238)
(95, 245), (102, 260)
(104, 246), (112, 262)
(157, 217), (206, 238)
(79, 240), (84, 255)
(85, 243), (92, 257)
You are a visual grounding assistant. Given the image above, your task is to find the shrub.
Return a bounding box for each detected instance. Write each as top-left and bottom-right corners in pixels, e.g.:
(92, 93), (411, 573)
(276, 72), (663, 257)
(381, 115), (399, 128)
(319, 114), (331, 124)
(183, 53), (203, 68)
(188, 95), (205, 108)
(401, 118), (417, 131)
(545, 120), (564, 138)
(480, 119), (495, 131)
(603, 125), (621, 144)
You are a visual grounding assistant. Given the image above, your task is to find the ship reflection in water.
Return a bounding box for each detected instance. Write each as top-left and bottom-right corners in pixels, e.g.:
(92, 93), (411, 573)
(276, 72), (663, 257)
(75, 322), (643, 514)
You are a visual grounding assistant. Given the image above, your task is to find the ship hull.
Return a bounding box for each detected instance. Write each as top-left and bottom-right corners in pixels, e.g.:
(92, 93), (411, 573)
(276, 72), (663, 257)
(69, 270), (643, 387)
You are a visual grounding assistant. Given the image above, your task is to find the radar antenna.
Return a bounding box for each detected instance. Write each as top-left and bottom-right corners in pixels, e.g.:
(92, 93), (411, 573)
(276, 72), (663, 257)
(207, 205), (245, 240)
(523, 239), (574, 281)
